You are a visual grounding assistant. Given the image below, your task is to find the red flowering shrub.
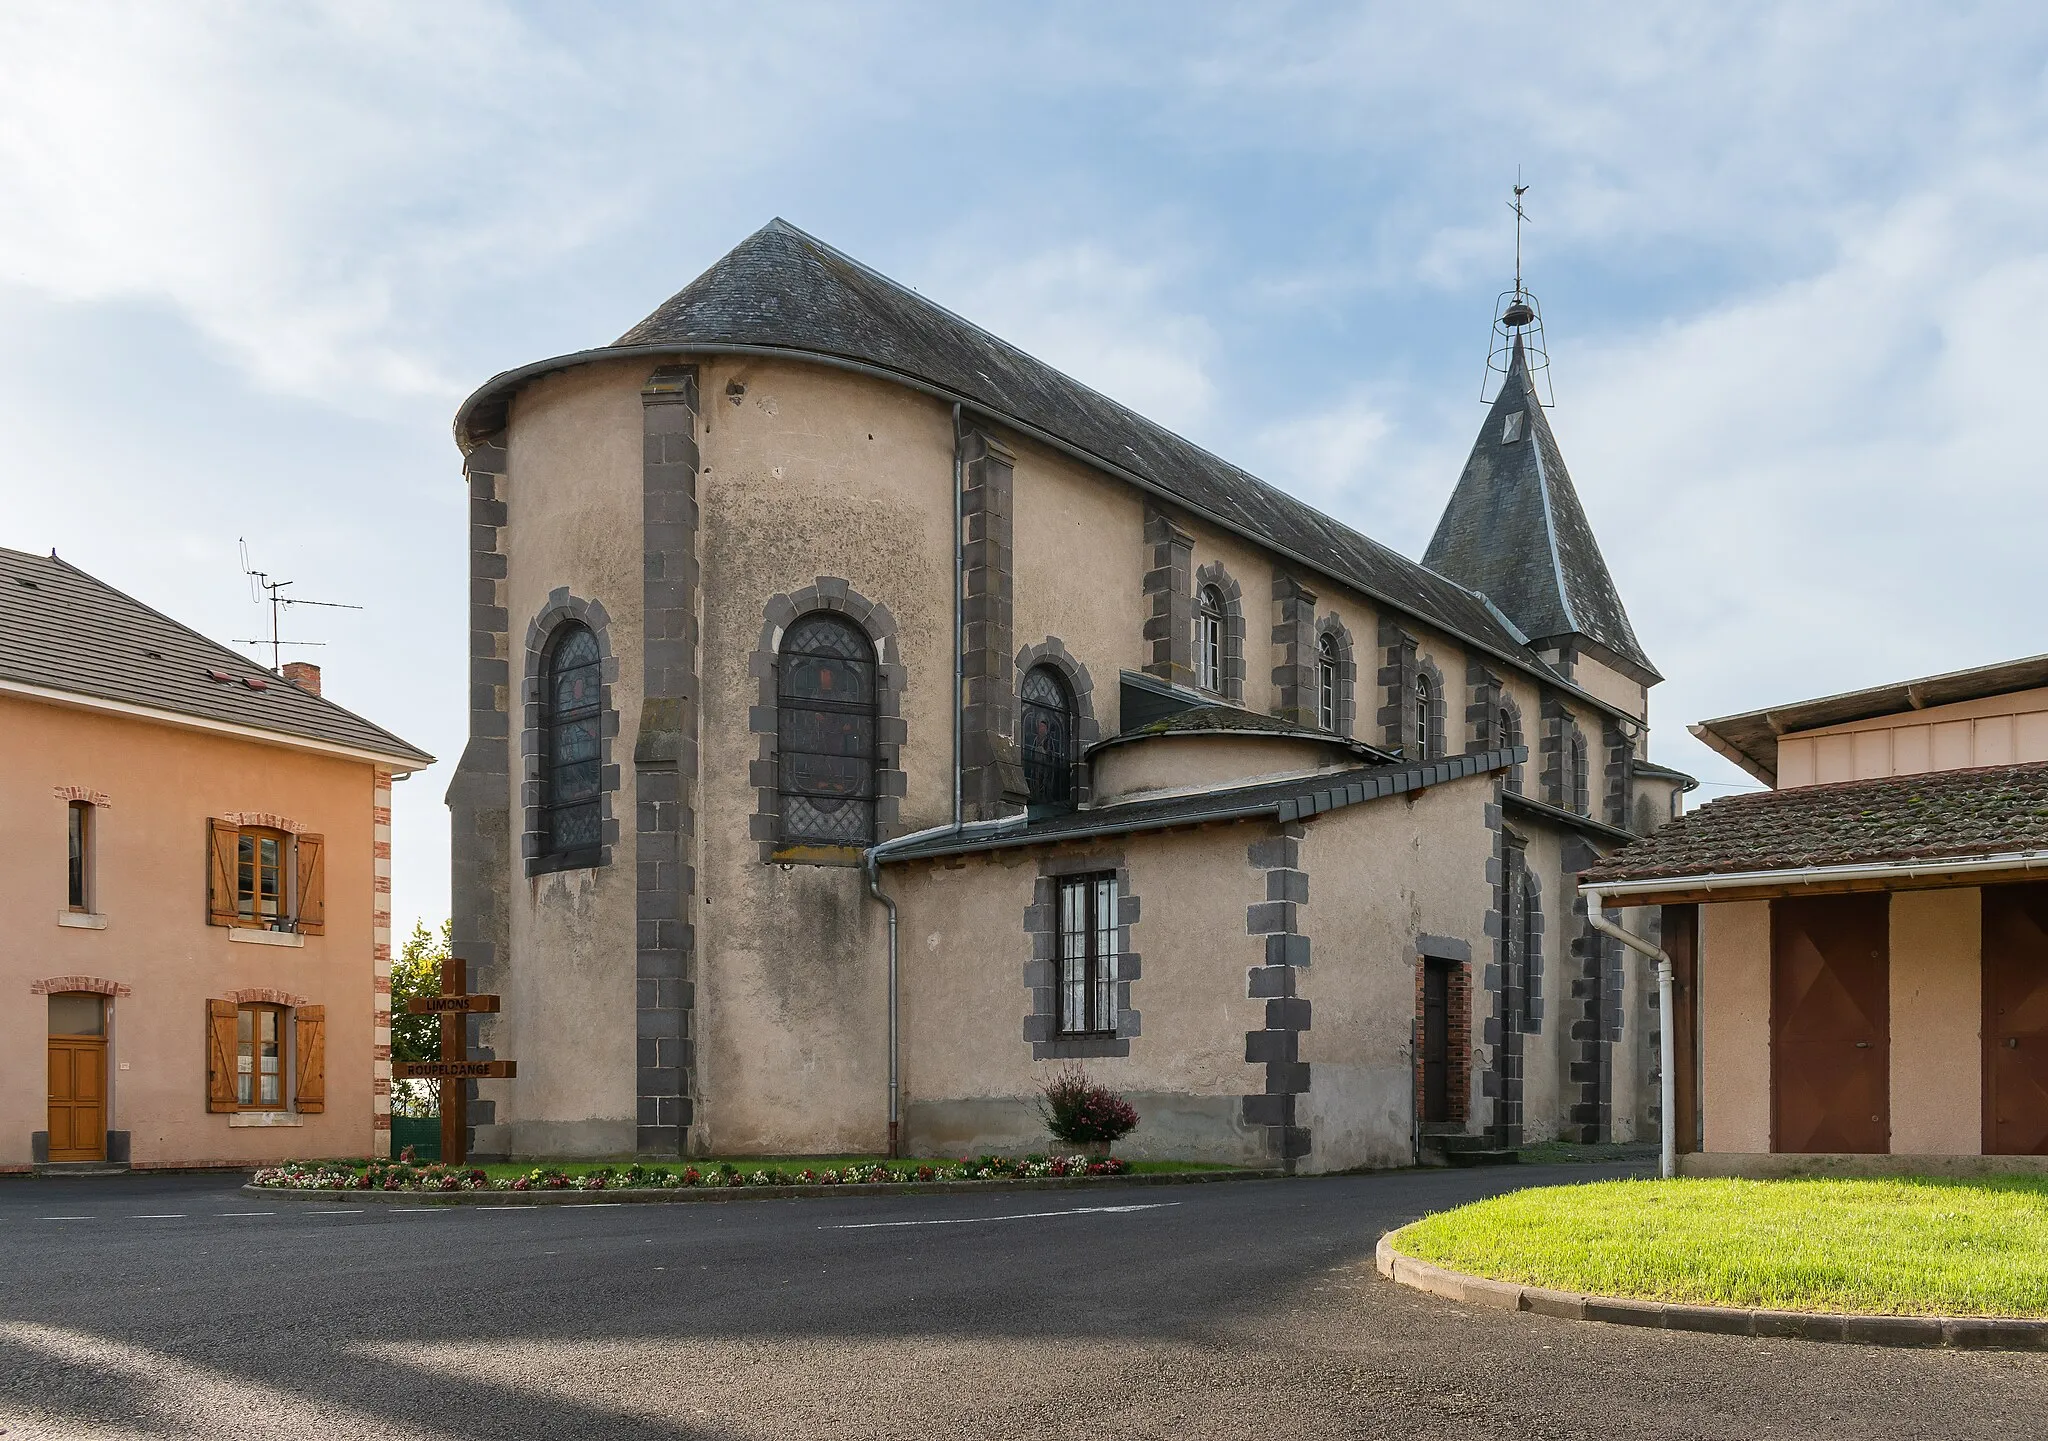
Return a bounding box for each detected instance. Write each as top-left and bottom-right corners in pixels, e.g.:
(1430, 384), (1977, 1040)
(1036, 1064), (1140, 1146)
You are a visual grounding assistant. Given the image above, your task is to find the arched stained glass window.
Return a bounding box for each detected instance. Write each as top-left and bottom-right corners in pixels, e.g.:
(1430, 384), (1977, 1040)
(777, 613), (877, 847)
(1021, 665), (1077, 808)
(1316, 633), (1339, 732)
(1195, 585), (1225, 693)
(1568, 728), (1590, 816)
(1414, 673), (1436, 761)
(543, 624), (603, 856)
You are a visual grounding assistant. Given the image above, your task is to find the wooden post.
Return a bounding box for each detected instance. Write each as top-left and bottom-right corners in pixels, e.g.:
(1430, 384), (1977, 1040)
(439, 955), (467, 1164)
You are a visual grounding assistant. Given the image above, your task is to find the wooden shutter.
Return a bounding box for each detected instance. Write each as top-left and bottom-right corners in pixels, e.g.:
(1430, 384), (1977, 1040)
(206, 1000), (239, 1112)
(294, 1005), (326, 1113)
(207, 820), (239, 927)
(294, 833), (326, 936)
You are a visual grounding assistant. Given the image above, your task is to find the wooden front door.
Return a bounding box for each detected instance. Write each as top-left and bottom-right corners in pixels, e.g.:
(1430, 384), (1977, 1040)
(1421, 960), (1451, 1123)
(1772, 894), (1889, 1153)
(1984, 883), (2048, 1154)
(47, 1037), (106, 1163)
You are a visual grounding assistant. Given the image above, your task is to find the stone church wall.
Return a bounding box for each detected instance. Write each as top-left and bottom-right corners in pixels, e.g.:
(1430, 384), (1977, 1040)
(484, 358), (650, 1156)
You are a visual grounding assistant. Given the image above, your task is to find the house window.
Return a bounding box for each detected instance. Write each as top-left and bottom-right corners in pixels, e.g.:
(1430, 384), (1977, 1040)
(1195, 585), (1225, 693)
(1020, 665), (1077, 808)
(236, 1004), (286, 1110)
(1414, 673), (1436, 760)
(542, 623), (603, 857)
(1317, 633), (1339, 732)
(777, 612), (878, 847)
(237, 828), (287, 924)
(67, 800), (92, 912)
(207, 822), (325, 934)
(1057, 872), (1119, 1035)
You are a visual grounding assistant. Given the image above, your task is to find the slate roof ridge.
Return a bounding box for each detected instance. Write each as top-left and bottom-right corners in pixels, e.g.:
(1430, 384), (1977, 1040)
(1, 546), (432, 766)
(586, 219), (1651, 719)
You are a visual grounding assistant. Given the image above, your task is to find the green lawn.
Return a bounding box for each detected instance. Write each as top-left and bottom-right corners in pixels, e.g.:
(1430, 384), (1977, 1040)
(1394, 1176), (2048, 1317)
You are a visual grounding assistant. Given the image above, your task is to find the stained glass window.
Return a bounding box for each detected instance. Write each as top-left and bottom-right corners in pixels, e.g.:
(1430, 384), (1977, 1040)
(1568, 728), (1590, 816)
(1020, 665), (1076, 807)
(1195, 586), (1225, 693)
(1057, 872), (1119, 1035)
(1316, 632), (1340, 732)
(544, 623), (603, 856)
(777, 613), (877, 847)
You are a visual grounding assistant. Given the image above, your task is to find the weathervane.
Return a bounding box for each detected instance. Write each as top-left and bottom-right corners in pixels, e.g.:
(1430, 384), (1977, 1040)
(1482, 170), (1556, 408)
(235, 539), (362, 672)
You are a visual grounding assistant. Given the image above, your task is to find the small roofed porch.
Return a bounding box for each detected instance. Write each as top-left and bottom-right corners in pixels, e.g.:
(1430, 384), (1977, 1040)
(1578, 762), (2048, 1176)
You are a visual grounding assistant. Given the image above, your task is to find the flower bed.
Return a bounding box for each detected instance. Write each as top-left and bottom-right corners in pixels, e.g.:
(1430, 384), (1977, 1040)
(252, 1153), (1132, 1194)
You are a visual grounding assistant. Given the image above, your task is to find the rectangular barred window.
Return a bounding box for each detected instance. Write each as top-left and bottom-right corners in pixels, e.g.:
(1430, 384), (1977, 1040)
(1056, 872), (1119, 1035)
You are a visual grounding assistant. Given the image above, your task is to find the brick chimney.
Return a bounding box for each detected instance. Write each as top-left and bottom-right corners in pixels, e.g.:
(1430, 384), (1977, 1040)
(282, 662), (322, 697)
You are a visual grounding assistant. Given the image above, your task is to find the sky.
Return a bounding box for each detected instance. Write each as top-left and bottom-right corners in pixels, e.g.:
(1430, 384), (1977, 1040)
(5, 2), (2047, 937)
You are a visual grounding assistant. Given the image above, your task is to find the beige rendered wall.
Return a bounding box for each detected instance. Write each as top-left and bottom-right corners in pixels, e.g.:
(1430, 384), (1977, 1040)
(1699, 899), (1772, 1152)
(1090, 733), (1346, 805)
(1777, 687), (2048, 787)
(0, 695), (382, 1169)
(694, 356), (955, 1153)
(1571, 652), (1649, 723)
(487, 358), (649, 1156)
(1009, 428), (1149, 735)
(1299, 776), (1498, 1170)
(892, 825), (1271, 1165)
(1889, 887), (1981, 1155)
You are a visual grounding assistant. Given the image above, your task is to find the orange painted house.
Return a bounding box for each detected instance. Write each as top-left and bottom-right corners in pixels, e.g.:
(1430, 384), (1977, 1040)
(1, 548), (431, 1171)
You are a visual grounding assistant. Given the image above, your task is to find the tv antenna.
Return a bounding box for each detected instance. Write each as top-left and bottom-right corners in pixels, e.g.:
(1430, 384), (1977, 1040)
(236, 539), (362, 671)
(1482, 168), (1556, 407)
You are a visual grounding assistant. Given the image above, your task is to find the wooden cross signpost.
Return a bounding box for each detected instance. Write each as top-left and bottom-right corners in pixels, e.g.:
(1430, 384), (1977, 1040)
(393, 956), (513, 1165)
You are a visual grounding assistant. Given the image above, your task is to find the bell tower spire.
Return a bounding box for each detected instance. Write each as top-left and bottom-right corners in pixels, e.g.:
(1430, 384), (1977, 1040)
(1482, 174), (1555, 408)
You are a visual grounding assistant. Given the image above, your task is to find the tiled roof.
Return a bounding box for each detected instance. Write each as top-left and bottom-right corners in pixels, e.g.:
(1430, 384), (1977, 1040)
(878, 747), (1521, 862)
(0, 547), (433, 767)
(1580, 763), (2048, 884)
(460, 219), (1636, 710)
(1423, 340), (1657, 682)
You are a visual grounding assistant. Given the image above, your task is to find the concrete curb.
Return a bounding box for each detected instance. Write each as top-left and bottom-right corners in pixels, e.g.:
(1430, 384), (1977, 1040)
(1374, 1232), (2048, 1351)
(244, 1168), (1284, 1206)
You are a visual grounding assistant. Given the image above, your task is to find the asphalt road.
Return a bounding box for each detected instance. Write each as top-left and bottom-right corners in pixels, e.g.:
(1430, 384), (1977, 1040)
(1, 1163), (2042, 1440)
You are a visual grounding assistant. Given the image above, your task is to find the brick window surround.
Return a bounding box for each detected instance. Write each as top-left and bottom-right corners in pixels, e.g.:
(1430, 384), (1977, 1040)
(1413, 936), (1472, 1127)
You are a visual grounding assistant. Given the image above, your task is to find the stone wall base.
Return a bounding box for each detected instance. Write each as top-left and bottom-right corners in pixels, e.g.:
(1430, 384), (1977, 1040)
(1681, 1152), (2048, 1179)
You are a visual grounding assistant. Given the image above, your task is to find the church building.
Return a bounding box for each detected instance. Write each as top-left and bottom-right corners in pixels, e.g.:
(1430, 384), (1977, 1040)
(446, 219), (1688, 1170)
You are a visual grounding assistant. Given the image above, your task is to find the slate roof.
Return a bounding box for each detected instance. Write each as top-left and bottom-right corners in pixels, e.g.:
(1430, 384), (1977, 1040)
(1579, 762), (2048, 885)
(878, 746), (1520, 862)
(457, 218), (1641, 710)
(0, 547), (433, 768)
(1422, 339), (1657, 683)
(1694, 653), (2048, 786)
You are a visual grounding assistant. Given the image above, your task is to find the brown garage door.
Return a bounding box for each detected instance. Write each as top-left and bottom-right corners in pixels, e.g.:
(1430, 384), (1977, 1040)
(1773, 894), (1889, 1154)
(1984, 883), (2048, 1154)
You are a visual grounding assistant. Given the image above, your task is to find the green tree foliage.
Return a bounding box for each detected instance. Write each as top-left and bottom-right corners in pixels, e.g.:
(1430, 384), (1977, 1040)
(390, 919), (449, 1118)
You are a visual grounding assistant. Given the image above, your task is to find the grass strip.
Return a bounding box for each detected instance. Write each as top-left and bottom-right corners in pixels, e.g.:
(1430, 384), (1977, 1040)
(1395, 1175), (2048, 1317)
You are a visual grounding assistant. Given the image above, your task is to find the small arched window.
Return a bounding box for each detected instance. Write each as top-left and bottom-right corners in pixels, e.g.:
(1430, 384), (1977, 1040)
(1195, 585), (1225, 693)
(1020, 665), (1077, 808)
(1414, 673), (1436, 760)
(1568, 728), (1590, 816)
(1316, 633), (1340, 732)
(777, 613), (877, 847)
(542, 623), (603, 856)
(1499, 702), (1523, 794)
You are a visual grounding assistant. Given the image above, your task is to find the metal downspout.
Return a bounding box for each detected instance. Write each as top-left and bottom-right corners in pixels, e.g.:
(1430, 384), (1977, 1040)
(867, 849), (901, 1158)
(1581, 885), (1676, 1180)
